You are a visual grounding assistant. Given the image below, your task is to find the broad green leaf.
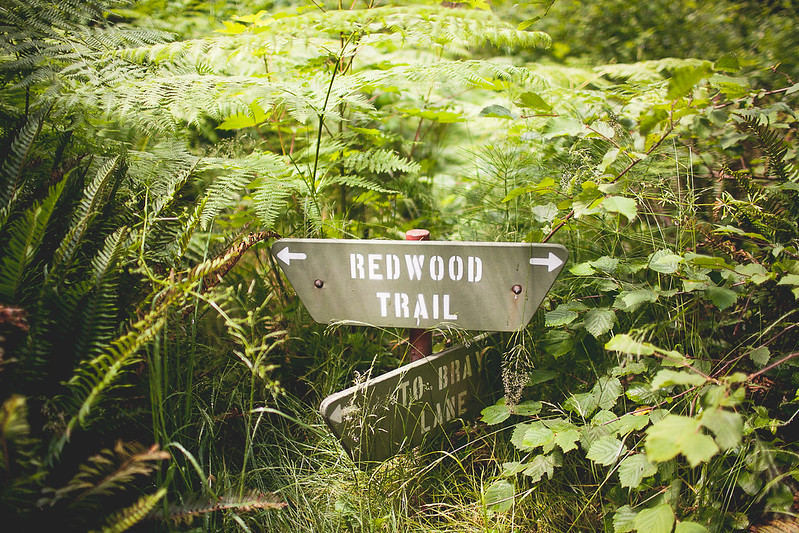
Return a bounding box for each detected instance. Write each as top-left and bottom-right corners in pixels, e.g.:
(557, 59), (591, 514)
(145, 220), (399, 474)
(633, 504), (675, 533)
(605, 334), (655, 356)
(613, 505), (638, 533)
(484, 480), (514, 512)
(618, 454), (658, 488)
(597, 147), (620, 174)
(645, 414), (719, 466)
(592, 410), (617, 425)
(714, 52), (740, 73)
(530, 203), (558, 222)
(587, 436), (626, 466)
(626, 383), (659, 404)
(479, 105), (515, 119)
(651, 370), (707, 390)
(570, 261), (596, 276)
(544, 116), (584, 138)
(648, 250), (683, 274)
(612, 361), (648, 377)
(542, 330), (574, 358)
(675, 521), (711, 533)
(612, 413), (651, 436)
(603, 196), (638, 222)
(511, 423), (534, 450)
(595, 377), (623, 410)
(591, 255), (619, 273)
(501, 461), (526, 476)
(523, 427), (555, 449)
(515, 91), (552, 112)
(639, 107), (669, 135)
(585, 308), (616, 337)
(735, 262), (767, 278)
(705, 286), (737, 310)
(777, 273), (799, 286)
(527, 370), (557, 386)
(667, 63), (712, 99)
(501, 178), (556, 202)
(749, 346), (770, 367)
(545, 307), (578, 327)
(481, 403), (511, 425)
(700, 408), (743, 450)
(522, 453), (560, 482)
(616, 289), (659, 312)
(564, 391), (599, 418)
(513, 400), (542, 416)
(554, 428), (581, 453)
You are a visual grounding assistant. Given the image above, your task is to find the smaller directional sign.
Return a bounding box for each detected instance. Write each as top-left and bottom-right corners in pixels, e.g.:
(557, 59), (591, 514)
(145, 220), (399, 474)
(271, 239), (568, 332)
(320, 339), (500, 462)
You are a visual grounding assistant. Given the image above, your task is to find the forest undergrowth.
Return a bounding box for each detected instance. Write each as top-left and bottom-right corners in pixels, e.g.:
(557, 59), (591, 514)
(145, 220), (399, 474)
(1, 0), (799, 531)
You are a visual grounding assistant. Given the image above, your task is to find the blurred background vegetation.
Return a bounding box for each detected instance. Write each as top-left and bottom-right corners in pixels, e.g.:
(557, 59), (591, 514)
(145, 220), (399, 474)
(1, 0), (798, 531)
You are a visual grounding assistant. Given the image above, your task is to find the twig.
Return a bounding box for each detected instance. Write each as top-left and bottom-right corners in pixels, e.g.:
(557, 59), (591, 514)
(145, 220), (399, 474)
(748, 351), (799, 381)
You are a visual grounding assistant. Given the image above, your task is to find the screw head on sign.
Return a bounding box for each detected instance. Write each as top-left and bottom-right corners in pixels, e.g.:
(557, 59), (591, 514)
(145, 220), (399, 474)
(511, 284), (522, 295)
(314, 279), (324, 289)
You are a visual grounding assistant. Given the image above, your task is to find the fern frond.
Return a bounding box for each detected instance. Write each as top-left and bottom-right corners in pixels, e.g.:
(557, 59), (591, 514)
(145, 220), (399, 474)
(0, 179), (64, 301)
(96, 488), (167, 533)
(741, 116), (799, 182)
(342, 148), (420, 176)
(199, 151), (290, 228)
(252, 178), (299, 229)
(0, 109), (48, 213)
(56, 301), (173, 455)
(150, 489), (285, 525)
(49, 156), (124, 282)
(74, 227), (128, 357)
(41, 440), (168, 510)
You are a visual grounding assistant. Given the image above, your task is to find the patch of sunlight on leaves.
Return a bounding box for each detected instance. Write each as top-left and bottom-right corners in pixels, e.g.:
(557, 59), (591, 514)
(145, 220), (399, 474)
(605, 334), (655, 356)
(650, 369), (707, 390)
(603, 195), (638, 222)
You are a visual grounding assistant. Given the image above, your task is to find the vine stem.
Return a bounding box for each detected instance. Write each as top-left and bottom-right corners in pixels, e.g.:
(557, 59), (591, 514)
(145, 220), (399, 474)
(748, 351), (799, 381)
(542, 116), (677, 243)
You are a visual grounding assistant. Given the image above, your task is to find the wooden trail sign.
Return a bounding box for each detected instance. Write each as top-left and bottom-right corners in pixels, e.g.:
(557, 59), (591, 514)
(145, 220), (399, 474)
(271, 239), (568, 332)
(319, 339), (501, 462)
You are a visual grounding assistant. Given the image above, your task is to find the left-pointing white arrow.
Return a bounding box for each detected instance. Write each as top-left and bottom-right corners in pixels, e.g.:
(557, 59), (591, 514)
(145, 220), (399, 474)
(530, 252), (564, 273)
(276, 246), (307, 265)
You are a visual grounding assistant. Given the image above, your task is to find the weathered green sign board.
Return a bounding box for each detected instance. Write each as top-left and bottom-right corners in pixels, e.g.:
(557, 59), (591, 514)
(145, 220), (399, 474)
(319, 339), (501, 462)
(271, 239), (568, 332)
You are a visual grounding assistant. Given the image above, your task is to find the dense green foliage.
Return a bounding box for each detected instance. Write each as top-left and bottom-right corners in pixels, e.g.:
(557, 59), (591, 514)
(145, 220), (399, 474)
(1, 0), (798, 531)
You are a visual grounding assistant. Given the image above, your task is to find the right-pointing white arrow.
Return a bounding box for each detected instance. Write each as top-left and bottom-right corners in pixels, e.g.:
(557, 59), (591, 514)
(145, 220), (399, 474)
(276, 246), (307, 265)
(530, 252), (564, 273)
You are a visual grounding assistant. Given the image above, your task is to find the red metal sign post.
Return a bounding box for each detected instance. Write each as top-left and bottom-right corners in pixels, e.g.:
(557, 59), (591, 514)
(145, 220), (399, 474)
(405, 229), (432, 361)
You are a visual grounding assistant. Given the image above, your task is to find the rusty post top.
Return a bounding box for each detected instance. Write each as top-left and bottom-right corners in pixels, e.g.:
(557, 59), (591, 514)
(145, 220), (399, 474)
(405, 229), (430, 241)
